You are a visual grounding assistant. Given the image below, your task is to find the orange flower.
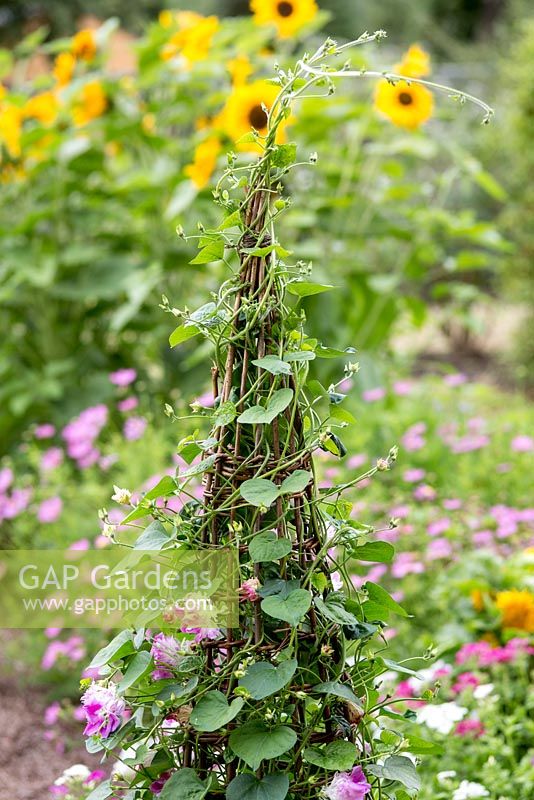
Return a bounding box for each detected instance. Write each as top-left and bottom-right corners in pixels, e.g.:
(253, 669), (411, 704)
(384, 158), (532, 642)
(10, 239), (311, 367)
(53, 52), (76, 87)
(495, 590), (534, 632)
(24, 91), (59, 126)
(73, 81), (107, 126)
(72, 29), (97, 62)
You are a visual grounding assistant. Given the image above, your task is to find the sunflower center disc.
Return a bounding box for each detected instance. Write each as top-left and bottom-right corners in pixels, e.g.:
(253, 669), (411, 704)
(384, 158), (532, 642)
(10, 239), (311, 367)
(277, 1), (294, 17)
(398, 91), (414, 105)
(249, 104), (268, 130)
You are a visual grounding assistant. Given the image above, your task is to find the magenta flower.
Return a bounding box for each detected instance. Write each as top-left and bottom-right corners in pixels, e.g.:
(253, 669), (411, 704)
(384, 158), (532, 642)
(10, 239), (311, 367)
(44, 701), (61, 726)
(150, 772), (173, 794)
(3, 487), (33, 519)
(393, 380), (414, 396)
(35, 424), (56, 439)
(325, 766), (371, 800)
(123, 416), (147, 441)
(239, 578), (261, 602)
(109, 368), (137, 386)
(81, 682), (126, 738)
(454, 718), (485, 738)
(118, 396), (139, 412)
(362, 387), (385, 403)
(85, 770), (107, 785)
(182, 626), (221, 644)
(452, 672), (479, 694)
(37, 496), (63, 523)
(426, 538), (453, 560)
(41, 447), (64, 471)
(69, 538), (90, 551)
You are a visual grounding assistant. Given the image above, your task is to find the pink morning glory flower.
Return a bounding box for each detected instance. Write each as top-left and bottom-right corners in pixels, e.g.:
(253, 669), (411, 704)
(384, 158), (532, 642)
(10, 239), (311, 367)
(109, 368), (137, 386)
(81, 682), (126, 738)
(150, 633), (189, 680)
(324, 766), (371, 800)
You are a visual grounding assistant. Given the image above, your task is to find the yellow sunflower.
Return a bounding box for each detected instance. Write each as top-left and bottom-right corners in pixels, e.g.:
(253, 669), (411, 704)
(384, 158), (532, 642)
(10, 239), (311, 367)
(227, 54), (253, 87)
(53, 52), (76, 87)
(0, 105), (23, 158)
(185, 136), (221, 189)
(73, 81), (108, 127)
(71, 29), (97, 62)
(219, 80), (288, 152)
(396, 44), (431, 78)
(23, 91), (60, 126)
(250, 0), (318, 39)
(161, 13), (219, 66)
(374, 78), (433, 130)
(495, 589), (534, 632)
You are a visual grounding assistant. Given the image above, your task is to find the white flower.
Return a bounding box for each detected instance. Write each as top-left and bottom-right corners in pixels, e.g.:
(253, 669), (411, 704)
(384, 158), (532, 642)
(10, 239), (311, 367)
(331, 571), (343, 590)
(437, 770), (457, 784)
(417, 702), (467, 734)
(54, 764), (90, 786)
(473, 683), (494, 700)
(111, 485), (132, 505)
(452, 780), (490, 799)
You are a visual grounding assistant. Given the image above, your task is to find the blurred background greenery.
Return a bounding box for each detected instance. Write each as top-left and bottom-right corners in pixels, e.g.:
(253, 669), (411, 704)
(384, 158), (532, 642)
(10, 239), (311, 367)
(0, 0), (532, 454)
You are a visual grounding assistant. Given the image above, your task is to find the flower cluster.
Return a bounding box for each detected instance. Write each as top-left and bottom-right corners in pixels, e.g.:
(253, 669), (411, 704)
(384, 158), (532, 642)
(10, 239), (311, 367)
(80, 682), (126, 738)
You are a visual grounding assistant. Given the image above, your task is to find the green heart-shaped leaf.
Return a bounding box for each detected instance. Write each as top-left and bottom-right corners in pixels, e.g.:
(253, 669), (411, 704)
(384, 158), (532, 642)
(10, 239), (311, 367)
(249, 530), (292, 562)
(190, 690), (244, 732)
(239, 658), (298, 700)
(229, 722), (296, 771)
(261, 589), (311, 627)
(226, 774), (289, 800)
(240, 478), (279, 508)
(303, 740), (358, 771)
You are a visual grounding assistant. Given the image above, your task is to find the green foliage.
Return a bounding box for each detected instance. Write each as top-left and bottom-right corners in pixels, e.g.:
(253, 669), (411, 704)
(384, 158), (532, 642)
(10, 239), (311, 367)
(0, 12), (502, 451)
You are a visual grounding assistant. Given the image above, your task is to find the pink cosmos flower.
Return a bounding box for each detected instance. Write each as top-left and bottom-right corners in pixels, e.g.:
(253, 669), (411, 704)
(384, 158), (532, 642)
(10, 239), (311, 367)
(403, 468), (426, 483)
(454, 718), (485, 738)
(511, 435), (534, 452)
(69, 538), (90, 551)
(413, 484), (437, 502)
(109, 368), (137, 386)
(427, 518), (451, 537)
(81, 682), (126, 738)
(0, 467), (13, 493)
(426, 538), (453, 560)
(35, 424), (56, 439)
(3, 487), (33, 518)
(37, 496), (63, 523)
(44, 702), (61, 726)
(239, 578), (261, 602)
(118, 396), (139, 412)
(362, 387), (385, 403)
(348, 454), (367, 469)
(123, 416), (147, 441)
(41, 447), (64, 471)
(443, 498), (462, 510)
(393, 380), (414, 396)
(325, 766), (371, 800)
